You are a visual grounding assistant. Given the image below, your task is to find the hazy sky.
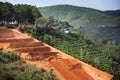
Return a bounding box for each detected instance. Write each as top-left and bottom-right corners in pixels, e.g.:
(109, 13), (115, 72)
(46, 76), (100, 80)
(0, 0), (120, 11)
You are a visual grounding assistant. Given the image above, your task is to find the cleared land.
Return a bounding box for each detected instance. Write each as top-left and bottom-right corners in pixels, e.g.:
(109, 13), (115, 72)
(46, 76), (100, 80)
(0, 29), (112, 80)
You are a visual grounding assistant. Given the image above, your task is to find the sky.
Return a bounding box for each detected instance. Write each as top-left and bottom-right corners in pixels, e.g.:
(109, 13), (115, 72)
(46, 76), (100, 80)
(0, 0), (120, 11)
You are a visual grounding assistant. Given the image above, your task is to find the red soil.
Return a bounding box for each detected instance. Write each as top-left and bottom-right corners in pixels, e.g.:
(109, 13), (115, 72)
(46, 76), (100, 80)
(0, 29), (112, 80)
(50, 59), (94, 80)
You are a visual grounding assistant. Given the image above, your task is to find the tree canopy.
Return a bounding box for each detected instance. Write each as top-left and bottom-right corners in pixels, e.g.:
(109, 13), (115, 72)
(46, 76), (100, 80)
(0, 2), (42, 23)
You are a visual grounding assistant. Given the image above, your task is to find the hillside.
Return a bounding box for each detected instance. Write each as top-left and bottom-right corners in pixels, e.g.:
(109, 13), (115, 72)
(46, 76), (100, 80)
(39, 5), (107, 21)
(1, 17), (120, 79)
(16, 23), (120, 80)
(104, 10), (120, 16)
(1, 2), (120, 80)
(0, 51), (58, 80)
(39, 5), (120, 44)
(0, 29), (113, 80)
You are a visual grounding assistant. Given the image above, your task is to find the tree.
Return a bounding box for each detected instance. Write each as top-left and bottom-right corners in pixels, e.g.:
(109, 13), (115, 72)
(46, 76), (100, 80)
(0, 2), (15, 21)
(14, 4), (34, 23)
(32, 6), (42, 20)
(0, 2), (42, 24)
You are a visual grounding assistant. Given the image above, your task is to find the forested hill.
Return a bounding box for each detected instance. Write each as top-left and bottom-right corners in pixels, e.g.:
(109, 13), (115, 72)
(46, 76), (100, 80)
(104, 10), (120, 16)
(39, 5), (120, 44)
(39, 5), (107, 21)
(39, 5), (120, 28)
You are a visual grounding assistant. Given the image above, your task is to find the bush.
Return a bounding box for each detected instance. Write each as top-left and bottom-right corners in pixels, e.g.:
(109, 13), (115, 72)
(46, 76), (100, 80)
(0, 51), (20, 63)
(0, 51), (58, 80)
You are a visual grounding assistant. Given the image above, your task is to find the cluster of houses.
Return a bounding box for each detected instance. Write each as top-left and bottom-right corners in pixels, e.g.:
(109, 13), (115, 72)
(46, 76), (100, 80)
(0, 21), (18, 25)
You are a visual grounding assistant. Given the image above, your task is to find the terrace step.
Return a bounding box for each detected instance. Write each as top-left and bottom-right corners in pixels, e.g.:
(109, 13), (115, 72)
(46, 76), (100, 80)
(27, 52), (58, 61)
(8, 41), (44, 48)
(0, 37), (33, 43)
(0, 29), (14, 38)
(29, 51), (58, 55)
(13, 46), (51, 53)
(29, 52), (58, 58)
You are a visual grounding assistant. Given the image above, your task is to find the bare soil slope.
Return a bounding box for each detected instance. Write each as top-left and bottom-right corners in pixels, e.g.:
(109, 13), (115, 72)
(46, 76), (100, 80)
(0, 29), (112, 80)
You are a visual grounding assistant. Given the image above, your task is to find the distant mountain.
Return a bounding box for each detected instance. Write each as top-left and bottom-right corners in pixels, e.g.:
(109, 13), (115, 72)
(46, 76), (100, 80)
(39, 5), (120, 44)
(39, 5), (107, 21)
(104, 10), (120, 16)
(39, 5), (120, 28)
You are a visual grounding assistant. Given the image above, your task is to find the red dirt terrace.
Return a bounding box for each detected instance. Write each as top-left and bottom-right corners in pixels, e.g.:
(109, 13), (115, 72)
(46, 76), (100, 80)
(0, 29), (112, 80)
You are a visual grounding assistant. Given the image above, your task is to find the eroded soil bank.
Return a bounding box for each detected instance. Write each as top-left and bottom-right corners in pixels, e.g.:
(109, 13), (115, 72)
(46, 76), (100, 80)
(0, 29), (112, 80)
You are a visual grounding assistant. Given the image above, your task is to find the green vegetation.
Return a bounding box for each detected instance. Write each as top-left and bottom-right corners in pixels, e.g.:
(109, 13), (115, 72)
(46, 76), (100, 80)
(0, 2), (42, 24)
(39, 5), (107, 21)
(17, 17), (73, 37)
(17, 17), (120, 80)
(39, 5), (120, 28)
(104, 10), (120, 16)
(39, 5), (120, 44)
(32, 28), (120, 80)
(80, 25), (120, 44)
(1, 2), (120, 80)
(0, 50), (58, 80)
